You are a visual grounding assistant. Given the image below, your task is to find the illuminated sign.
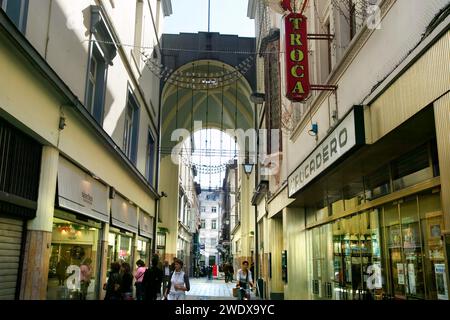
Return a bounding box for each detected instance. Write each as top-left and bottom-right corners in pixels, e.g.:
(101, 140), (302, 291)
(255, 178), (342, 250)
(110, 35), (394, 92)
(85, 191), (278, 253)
(284, 12), (310, 102)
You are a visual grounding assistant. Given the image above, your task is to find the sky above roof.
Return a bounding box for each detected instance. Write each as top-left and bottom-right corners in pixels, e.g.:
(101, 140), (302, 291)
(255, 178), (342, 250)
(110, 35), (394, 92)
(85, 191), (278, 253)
(163, 0), (255, 37)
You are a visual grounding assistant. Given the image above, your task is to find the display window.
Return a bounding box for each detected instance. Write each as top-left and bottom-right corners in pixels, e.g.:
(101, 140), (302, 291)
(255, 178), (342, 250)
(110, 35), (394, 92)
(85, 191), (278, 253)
(47, 216), (101, 300)
(107, 230), (133, 267)
(308, 189), (446, 301)
(137, 238), (151, 266)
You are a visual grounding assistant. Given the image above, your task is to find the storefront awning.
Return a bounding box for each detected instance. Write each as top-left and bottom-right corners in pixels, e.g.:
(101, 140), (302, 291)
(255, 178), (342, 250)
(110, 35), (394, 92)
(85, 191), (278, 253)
(288, 106), (437, 208)
(57, 157), (109, 223)
(139, 210), (154, 239)
(111, 193), (138, 233)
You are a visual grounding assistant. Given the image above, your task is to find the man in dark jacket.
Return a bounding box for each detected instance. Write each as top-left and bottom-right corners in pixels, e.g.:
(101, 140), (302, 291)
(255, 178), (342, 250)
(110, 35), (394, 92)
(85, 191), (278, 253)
(143, 255), (163, 300)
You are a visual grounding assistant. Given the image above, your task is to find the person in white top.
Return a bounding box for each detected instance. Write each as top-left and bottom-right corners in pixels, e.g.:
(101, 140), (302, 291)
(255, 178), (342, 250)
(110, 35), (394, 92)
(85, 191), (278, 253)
(165, 258), (190, 300)
(236, 261), (253, 300)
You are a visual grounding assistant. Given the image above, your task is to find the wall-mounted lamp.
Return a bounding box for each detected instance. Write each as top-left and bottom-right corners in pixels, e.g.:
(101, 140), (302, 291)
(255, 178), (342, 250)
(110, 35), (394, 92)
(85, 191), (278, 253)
(308, 123), (318, 136)
(109, 187), (116, 199)
(59, 116), (66, 130)
(161, 192), (168, 198)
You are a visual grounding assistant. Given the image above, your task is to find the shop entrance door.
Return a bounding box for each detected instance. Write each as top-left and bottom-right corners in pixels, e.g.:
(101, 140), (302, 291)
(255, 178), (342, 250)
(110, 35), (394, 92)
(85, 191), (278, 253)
(382, 196), (426, 300)
(383, 190), (448, 300)
(332, 210), (382, 300)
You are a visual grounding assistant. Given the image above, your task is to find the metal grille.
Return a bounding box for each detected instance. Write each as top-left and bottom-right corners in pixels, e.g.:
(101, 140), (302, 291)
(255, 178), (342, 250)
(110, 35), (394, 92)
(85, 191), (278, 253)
(0, 118), (41, 212)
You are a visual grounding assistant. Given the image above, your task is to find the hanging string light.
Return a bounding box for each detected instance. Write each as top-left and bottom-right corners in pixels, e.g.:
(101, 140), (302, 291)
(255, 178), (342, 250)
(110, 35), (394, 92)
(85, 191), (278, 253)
(140, 52), (255, 90)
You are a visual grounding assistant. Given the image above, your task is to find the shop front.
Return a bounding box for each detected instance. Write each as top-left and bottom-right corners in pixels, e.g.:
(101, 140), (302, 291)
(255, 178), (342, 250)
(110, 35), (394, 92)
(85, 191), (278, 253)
(47, 157), (109, 300)
(109, 192), (138, 266)
(0, 117), (42, 300)
(289, 106), (448, 300)
(137, 210), (154, 266)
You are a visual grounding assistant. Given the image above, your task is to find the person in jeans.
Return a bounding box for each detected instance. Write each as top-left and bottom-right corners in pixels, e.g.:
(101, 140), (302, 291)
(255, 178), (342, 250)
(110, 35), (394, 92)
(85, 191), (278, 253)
(236, 261), (253, 300)
(134, 260), (146, 300)
(165, 259), (190, 300)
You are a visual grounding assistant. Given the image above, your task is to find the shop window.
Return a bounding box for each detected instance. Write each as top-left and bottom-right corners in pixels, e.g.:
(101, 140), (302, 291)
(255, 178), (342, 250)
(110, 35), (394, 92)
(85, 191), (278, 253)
(107, 231), (133, 269)
(137, 239), (150, 266)
(419, 190), (446, 300)
(343, 180), (365, 210)
(392, 145), (432, 191)
(1, 0), (28, 33)
(364, 165), (391, 201)
(47, 218), (100, 300)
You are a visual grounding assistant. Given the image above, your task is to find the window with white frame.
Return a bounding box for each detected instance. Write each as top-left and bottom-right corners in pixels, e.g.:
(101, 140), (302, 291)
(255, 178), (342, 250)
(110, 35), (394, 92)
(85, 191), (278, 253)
(211, 206), (217, 213)
(212, 219), (217, 230)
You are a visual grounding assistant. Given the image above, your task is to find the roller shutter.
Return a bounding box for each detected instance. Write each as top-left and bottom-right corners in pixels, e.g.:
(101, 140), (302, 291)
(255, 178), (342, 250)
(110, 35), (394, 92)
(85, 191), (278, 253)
(0, 215), (23, 300)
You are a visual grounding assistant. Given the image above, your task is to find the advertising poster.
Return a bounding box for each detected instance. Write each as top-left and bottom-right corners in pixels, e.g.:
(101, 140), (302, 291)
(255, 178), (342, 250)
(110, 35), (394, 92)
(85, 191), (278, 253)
(397, 263), (405, 285)
(408, 264), (416, 295)
(435, 264), (449, 300)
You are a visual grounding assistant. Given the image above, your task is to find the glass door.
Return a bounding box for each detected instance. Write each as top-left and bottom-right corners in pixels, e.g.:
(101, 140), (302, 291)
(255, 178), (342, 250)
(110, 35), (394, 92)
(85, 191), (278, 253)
(383, 201), (406, 299)
(360, 209), (384, 300)
(419, 190), (447, 300)
(400, 196), (425, 299)
(332, 219), (346, 300)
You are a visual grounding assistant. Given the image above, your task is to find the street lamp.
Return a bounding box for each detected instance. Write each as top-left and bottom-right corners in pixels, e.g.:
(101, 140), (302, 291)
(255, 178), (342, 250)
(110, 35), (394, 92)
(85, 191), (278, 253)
(243, 163), (254, 177)
(249, 92), (265, 292)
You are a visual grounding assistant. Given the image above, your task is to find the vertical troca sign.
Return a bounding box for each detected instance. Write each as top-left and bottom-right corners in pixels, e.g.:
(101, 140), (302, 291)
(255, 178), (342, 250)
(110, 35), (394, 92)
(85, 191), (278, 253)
(285, 12), (310, 102)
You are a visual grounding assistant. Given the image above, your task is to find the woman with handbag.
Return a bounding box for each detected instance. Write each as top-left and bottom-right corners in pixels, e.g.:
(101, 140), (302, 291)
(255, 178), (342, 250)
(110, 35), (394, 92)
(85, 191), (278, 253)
(236, 261), (253, 300)
(164, 258), (190, 300)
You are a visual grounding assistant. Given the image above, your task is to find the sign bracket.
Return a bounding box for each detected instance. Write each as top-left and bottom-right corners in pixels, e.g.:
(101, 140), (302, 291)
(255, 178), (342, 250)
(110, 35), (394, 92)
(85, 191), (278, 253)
(307, 33), (335, 41)
(310, 85), (338, 92)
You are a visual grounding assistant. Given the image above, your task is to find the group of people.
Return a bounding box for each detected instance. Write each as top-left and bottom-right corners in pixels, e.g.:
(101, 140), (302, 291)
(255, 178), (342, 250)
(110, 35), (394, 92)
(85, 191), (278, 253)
(103, 256), (190, 300)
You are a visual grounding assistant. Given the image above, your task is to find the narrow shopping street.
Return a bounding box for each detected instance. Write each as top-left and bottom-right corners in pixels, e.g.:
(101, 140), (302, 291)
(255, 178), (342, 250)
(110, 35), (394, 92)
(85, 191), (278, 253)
(1, 0), (450, 308)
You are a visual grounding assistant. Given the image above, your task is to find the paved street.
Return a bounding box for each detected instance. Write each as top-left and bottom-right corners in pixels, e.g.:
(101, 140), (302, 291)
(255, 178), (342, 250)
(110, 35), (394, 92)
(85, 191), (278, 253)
(185, 277), (236, 300)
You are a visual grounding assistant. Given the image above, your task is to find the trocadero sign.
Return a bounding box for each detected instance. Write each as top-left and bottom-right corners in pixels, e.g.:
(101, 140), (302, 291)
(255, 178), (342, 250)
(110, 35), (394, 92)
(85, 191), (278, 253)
(285, 12), (310, 102)
(288, 106), (366, 198)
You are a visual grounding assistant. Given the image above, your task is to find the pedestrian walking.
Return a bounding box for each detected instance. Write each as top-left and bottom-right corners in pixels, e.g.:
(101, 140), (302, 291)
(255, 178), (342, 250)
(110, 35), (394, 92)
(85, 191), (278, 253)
(223, 263), (229, 283)
(236, 261), (253, 300)
(143, 255), (163, 300)
(164, 258), (190, 300)
(229, 263), (234, 283)
(104, 262), (121, 300)
(120, 262), (133, 300)
(134, 260), (147, 300)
